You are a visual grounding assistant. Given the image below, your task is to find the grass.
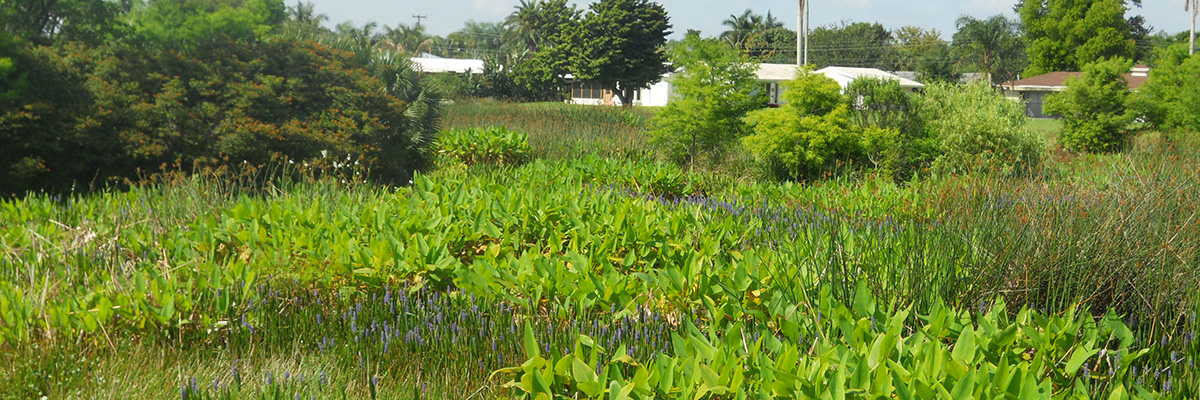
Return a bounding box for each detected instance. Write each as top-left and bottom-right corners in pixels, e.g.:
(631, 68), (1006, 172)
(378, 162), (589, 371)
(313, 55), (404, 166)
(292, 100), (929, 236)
(1, 101), (1198, 398)
(442, 100), (655, 161)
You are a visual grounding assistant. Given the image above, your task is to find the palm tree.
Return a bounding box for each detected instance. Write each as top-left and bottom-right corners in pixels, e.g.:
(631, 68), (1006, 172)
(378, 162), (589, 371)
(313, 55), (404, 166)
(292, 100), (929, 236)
(378, 24), (435, 56)
(721, 10), (784, 50)
(505, 0), (543, 53)
(952, 15), (1026, 85)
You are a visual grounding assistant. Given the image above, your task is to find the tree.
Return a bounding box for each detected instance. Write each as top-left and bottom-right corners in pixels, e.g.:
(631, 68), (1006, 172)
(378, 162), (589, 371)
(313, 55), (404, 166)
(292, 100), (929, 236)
(917, 81), (1045, 175)
(892, 26), (956, 83)
(504, 0), (576, 54)
(1132, 45), (1200, 133)
(378, 24), (434, 56)
(952, 15), (1026, 85)
(1019, 0), (1136, 75)
(808, 21), (893, 69)
(561, 0), (672, 107)
(742, 67), (894, 181)
(0, 0), (126, 45)
(1044, 58), (1134, 153)
(743, 27), (796, 63)
(650, 33), (763, 169)
(720, 9), (783, 51)
(135, 0), (287, 48)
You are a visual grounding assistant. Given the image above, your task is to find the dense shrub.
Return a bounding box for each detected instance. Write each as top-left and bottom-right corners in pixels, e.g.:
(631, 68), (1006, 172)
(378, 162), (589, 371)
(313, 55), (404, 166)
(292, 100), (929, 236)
(917, 81), (1044, 175)
(742, 68), (896, 181)
(1136, 45), (1200, 134)
(650, 33), (763, 169)
(844, 77), (934, 179)
(0, 39), (441, 196)
(437, 126), (532, 166)
(1045, 58), (1134, 153)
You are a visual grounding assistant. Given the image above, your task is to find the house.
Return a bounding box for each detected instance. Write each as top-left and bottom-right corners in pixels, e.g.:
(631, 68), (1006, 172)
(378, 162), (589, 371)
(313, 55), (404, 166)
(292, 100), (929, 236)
(409, 53), (485, 74)
(756, 64), (925, 106)
(1000, 65), (1150, 118)
(565, 64), (925, 107)
(565, 73), (674, 107)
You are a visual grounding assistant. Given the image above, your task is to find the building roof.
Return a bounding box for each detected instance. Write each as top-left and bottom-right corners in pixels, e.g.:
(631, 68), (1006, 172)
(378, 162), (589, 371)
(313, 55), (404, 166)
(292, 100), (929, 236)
(814, 66), (926, 89)
(1001, 67), (1149, 91)
(756, 63), (802, 82)
(410, 57), (484, 74)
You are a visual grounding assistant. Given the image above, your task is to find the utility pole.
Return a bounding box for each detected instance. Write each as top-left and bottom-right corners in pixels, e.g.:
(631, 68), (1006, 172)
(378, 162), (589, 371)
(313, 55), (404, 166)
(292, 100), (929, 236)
(805, 1), (809, 65)
(797, 0), (804, 67)
(797, 0), (810, 66)
(413, 14), (427, 28)
(1189, 0), (1197, 55)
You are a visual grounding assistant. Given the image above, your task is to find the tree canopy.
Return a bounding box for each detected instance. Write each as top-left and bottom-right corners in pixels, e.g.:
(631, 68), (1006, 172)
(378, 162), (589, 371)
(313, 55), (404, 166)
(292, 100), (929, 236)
(808, 21), (893, 69)
(952, 15), (1026, 85)
(1019, 0), (1136, 75)
(560, 0), (672, 106)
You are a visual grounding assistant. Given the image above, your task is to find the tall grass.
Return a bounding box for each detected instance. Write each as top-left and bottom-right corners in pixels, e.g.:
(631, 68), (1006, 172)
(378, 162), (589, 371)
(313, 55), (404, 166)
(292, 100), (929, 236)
(443, 101), (654, 160)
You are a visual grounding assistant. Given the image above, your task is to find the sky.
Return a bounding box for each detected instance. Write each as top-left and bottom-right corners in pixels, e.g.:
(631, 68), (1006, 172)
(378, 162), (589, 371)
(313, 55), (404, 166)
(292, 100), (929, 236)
(303, 0), (1192, 41)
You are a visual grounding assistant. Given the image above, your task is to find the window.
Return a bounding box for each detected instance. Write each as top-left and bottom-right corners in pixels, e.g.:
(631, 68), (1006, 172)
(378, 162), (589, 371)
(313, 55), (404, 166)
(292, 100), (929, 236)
(571, 82), (605, 99)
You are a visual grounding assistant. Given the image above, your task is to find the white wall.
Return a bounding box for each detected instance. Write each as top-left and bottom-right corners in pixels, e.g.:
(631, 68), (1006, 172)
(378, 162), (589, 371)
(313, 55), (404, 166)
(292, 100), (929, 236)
(637, 80), (672, 107)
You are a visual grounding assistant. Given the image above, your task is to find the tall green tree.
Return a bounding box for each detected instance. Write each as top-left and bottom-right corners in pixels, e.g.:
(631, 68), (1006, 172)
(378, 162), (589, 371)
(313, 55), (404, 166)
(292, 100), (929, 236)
(651, 33), (763, 169)
(1019, 0), (1136, 75)
(892, 26), (956, 82)
(561, 0), (671, 107)
(0, 0), (126, 44)
(720, 9), (783, 51)
(952, 15), (1026, 85)
(135, 0), (287, 48)
(808, 21), (893, 69)
(503, 0), (576, 54)
(1133, 44), (1200, 133)
(378, 23), (435, 56)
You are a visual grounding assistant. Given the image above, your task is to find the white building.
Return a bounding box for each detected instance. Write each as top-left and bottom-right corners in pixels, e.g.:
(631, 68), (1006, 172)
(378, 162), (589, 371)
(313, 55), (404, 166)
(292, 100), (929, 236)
(566, 73), (676, 107)
(409, 54), (485, 74)
(565, 65), (924, 107)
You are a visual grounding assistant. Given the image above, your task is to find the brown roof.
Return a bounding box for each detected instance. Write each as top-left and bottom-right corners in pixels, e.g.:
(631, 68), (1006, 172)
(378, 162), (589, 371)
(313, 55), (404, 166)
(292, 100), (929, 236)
(1001, 70), (1147, 90)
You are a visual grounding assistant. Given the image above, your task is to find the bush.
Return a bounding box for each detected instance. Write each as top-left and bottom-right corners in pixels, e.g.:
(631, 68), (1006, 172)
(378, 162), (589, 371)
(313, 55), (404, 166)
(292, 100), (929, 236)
(1135, 45), (1200, 134)
(742, 68), (896, 181)
(844, 77), (934, 179)
(1045, 58), (1134, 153)
(650, 33), (763, 169)
(917, 81), (1044, 175)
(1, 38), (441, 196)
(437, 126), (532, 166)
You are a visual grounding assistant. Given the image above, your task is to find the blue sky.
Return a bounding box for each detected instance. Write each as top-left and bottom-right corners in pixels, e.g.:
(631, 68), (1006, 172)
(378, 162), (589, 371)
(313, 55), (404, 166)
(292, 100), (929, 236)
(305, 0), (1190, 40)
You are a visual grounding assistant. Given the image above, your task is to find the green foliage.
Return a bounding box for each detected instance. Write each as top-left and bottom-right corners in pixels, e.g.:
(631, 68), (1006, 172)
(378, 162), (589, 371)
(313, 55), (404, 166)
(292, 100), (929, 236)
(505, 288), (1183, 399)
(650, 33), (763, 168)
(1019, 0), (1136, 76)
(809, 21), (893, 69)
(743, 68), (893, 181)
(951, 15), (1026, 85)
(1045, 58), (1135, 153)
(134, 0), (287, 48)
(845, 78), (933, 179)
(443, 101), (652, 160)
(0, 43), (95, 195)
(0, 0), (127, 45)
(917, 81), (1045, 175)
(892, 26), (956, 83)
(560, 0), (672, 106)
(0, 39), (440, 195)
(437, 126), (533, 166)
(1136, 46), (1200, 133)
